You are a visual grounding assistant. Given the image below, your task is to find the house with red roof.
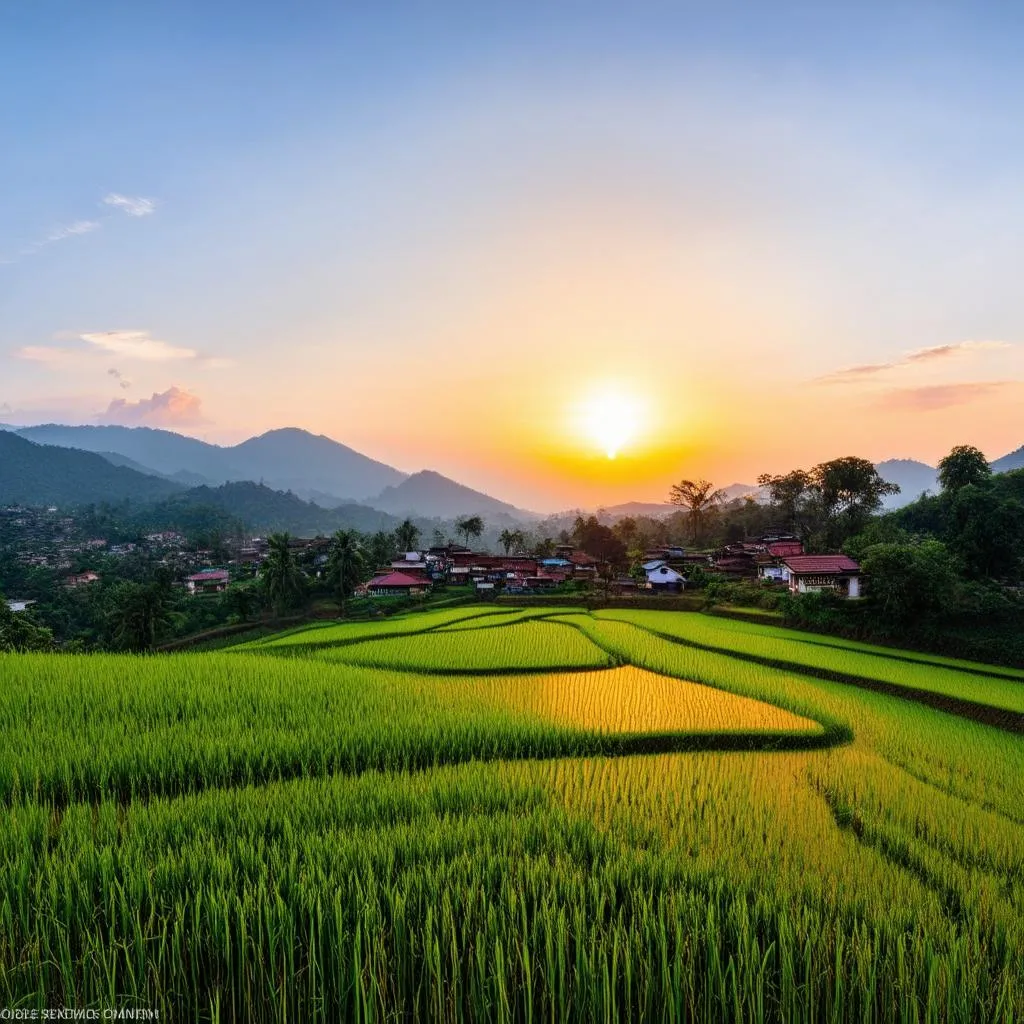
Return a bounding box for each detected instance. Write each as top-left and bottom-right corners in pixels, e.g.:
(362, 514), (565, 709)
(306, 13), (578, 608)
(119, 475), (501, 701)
(186, 569), (230, 595)
(781, 555), (862, 598)
(363, 571), (432, 596)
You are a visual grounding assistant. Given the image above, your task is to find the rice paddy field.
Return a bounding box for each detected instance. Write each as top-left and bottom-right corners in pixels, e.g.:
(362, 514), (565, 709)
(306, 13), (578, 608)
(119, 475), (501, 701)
(1, 605), (1023, 1021)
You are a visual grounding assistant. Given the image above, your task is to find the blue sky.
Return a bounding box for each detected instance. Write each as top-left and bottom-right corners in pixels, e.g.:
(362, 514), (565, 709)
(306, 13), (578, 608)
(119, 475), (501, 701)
(2, 2), (1023, 508)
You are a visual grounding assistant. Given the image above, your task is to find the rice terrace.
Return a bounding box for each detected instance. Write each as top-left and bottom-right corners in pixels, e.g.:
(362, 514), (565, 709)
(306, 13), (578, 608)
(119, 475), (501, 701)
(2, 605), (1022, 1022)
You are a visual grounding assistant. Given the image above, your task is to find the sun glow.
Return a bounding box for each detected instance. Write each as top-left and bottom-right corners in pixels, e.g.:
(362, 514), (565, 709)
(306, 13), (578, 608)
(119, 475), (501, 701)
(574, 385), (645, 459)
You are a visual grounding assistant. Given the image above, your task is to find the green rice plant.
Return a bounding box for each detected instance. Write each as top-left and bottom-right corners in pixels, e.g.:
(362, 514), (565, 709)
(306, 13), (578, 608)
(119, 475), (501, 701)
(310, 620), (614, 673)
(2, 605), (1023, 1021)
(244, 605), (512, 650)
(602, 609), (1024, 711)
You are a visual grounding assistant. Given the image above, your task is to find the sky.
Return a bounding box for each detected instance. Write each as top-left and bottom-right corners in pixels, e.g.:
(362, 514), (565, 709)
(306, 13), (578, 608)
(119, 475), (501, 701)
(2, 1), (1024, 512)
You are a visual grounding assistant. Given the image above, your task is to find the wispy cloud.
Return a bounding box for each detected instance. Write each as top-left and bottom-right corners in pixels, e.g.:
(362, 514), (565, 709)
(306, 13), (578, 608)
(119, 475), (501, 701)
(873, 381), (1014, 412)
(815, 341), (1012, 384)
(100, 386), (206, 426)
(102, 193), (156, 217)
(108, 368), (132, 390)
(14, 220), (101, 259)
(17, 330), (229, 370)
(81, 330), (196, 362)
(2, 191), (158, 266)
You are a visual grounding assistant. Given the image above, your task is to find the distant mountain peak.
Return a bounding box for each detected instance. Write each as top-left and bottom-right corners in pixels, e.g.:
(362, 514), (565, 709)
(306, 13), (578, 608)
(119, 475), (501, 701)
(370, 469), (538, 521)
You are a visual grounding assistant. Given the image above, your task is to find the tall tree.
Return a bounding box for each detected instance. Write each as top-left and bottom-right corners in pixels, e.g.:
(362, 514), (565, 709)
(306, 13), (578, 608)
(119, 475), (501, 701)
(107, 581), (170, 651)
(757, 469), (814, 534)
(326, 530), (365, 610)
(571, 515), (628, 566)
(498, 528), (516, 555)
(367, 530), (397, 570)
(261, 533), (307, 616)
(455, 515), (484, 548)
(938, 445), (992, 494)
(668, 479), (726, 544)
(395, 518), (421, 553)
(810, 457), (900, 548)
(612, 516), (638, 548)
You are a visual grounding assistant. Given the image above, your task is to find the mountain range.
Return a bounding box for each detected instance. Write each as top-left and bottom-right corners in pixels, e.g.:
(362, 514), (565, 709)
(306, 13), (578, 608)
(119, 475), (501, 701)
(0, 431), (182, 506)
(876, 446), (1024, 507)
(3, 423), (1024, 526)
(10, 424), (406, 502)
(370, 470), (541, 523)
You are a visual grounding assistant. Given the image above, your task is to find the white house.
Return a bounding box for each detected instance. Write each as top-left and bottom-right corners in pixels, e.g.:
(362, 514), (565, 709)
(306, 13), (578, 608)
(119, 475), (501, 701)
(781, 555), (861, 599)
(757, 562), (791, 584)
(645, 565), (687, 591)
(4, 599), (36, 613)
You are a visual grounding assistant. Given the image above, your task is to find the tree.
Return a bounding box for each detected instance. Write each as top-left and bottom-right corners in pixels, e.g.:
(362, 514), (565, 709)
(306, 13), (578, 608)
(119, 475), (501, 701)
(949, 486), (1024, 580)
(106, 581), (171, 651)
(260, 533), (307, 616)
(534, 536), (556, 558)
(0, 598), (53, 652)
(395, 519), (420, 553)
(757, 470), (815, 535)
(326, 530), (366, 610)
(668, 479), (726, 544)
(454, 515), (484, 548)
(612, 516), (638, 548)
(571, 515), (628, 566)
(860, 540), (960, 627)
(223, 583), (259, 623)
(810, 457), (900, 548)
(498, 529), (516, 555)
(938, 445), (991, 494)
(367, 530), (397, 571)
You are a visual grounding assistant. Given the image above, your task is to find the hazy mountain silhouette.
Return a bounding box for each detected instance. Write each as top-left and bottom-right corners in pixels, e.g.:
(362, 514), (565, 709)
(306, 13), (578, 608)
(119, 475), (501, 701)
(0, 432), (182, 505)
(11, 424), (405, 501)
(370, 470), (539, 522)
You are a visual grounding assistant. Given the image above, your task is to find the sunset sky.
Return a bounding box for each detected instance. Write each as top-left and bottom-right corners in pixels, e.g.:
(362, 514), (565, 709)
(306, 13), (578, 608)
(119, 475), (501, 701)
(3, 2), (1023, 511)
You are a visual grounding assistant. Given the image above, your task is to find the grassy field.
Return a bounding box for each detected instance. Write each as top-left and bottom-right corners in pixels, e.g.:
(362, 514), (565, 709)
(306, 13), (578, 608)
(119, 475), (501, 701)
(1, 605), (1022, 1021)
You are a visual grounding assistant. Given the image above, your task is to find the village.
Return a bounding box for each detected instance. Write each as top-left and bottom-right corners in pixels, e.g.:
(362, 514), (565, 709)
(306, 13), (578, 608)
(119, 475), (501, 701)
(2, 499), (865, 616)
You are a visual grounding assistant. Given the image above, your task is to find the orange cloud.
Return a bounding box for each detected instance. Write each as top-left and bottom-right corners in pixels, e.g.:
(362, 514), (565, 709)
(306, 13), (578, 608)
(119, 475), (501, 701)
(873, 381), (1014, 412)
(100, 386), (206, 426)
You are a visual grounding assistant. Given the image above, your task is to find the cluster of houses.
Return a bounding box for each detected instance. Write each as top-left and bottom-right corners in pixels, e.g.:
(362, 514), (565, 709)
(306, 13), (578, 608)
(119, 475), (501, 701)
(712, 534), (862, 599)
(360, 544), (606, 597)
(356, 535), (864, 600)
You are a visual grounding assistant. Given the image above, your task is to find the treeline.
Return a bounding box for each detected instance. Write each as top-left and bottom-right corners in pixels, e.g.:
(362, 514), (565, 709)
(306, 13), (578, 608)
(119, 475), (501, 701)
(748, 446), (1024, 666)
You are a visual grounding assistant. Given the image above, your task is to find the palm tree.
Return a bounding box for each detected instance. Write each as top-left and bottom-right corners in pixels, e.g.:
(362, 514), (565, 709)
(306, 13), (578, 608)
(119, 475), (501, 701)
(668, 479), (726, 545)
(455, 515), (484, 549)
(395, 518), (420, 553)
(327, 529), (365, 612)
(498, 528), (515, 555)
(261, 533), (307, 616)
(109, 581), (171, 651)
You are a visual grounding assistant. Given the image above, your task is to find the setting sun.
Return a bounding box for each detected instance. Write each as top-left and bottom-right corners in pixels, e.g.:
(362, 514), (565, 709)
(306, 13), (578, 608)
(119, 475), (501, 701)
(574, 385), (645, 459)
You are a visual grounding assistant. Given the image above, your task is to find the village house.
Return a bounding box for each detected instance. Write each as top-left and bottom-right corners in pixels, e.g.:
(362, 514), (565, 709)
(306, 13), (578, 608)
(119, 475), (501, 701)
(781, 555), (862, 598)
(645, 564), (687, 592)
(185, 569), (230, 595)
(4, 599), (36, 613)
(64, 571), (101, 589)
(362, 571), (432, 597)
